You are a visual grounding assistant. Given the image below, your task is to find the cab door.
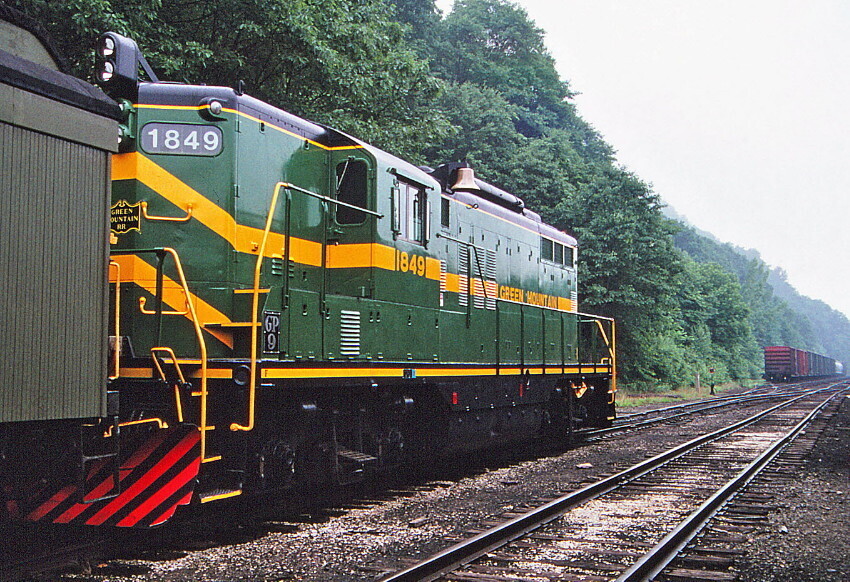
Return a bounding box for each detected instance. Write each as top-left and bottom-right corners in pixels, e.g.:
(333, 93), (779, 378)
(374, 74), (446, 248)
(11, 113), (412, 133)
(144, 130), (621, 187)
(323, 156), (375, 298)
(322, 155), (376, 360)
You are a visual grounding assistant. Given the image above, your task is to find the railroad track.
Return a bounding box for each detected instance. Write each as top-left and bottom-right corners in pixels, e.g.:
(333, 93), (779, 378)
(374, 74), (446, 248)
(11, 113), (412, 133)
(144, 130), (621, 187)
(379, 381), (848, 582)
(580, 380), (830, 441)
(4, 382), (840, 580)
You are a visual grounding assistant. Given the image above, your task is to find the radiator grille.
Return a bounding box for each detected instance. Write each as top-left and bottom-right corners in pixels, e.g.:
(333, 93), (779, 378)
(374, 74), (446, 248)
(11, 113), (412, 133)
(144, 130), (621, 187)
(471, 247), (497, 310)
(485, 249), (497, 311)
(440, 260), (447, 307)
(339, 310), (361, 356)
(458, 245), (469, 307)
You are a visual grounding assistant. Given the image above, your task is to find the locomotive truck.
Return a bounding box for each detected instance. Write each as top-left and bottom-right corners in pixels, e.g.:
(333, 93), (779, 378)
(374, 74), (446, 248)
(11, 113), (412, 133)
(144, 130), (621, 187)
(0, 22), (616, 528)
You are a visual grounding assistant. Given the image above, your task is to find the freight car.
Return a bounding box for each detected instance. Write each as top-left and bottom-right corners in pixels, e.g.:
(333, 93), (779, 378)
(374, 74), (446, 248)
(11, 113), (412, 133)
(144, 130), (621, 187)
(1, 27), (617, 529)
(763, 346), (843, 382)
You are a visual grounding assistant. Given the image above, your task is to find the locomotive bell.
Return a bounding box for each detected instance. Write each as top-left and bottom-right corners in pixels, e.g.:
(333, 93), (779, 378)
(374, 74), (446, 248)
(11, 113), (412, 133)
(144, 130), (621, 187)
(452, 167), (479, 192)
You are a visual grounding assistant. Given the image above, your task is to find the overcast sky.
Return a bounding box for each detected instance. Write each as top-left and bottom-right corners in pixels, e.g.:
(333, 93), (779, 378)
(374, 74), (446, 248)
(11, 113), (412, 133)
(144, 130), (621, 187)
(436, 0), (850, 319)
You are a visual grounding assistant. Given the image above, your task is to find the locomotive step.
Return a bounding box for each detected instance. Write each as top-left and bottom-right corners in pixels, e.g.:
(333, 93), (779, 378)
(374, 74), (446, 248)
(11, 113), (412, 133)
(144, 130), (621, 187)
(336, 448), (379, 463)
(335, 448), (379, 485)
(198, 487), (243, 504)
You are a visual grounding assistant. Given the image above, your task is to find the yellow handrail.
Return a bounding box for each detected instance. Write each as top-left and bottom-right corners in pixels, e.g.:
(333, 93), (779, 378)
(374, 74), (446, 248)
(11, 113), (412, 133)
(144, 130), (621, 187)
(109, 260), (121, 380)
(111, 247), (217, 460)
(592, 318), (617, 395)
(156, 248), (212, 461)
(104, 417), (169, 437)
(594, 319), (610, 347)
(610, 320), (617, 396)
(228, 180), (382, 433)
(150, 346), (186, 423)
(138, 295), (189, 315)
(231, 182), (286, 432)
(141, 201), (193, 222)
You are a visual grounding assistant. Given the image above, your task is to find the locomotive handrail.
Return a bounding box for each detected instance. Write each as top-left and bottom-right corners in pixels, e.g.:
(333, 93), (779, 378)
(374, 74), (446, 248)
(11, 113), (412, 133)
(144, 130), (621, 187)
(435, 231), (489, 251)
(230, 181), (383, 434)
(138, 295), (190, 315)
(150, 346), (186, 423)
(104, 417), (169, 437)
(141, 200), (194, 222)
(287, 182), (384, 218)
(108, 260), (121, 380)
(577, 313), (617, 396)
(436, 233), (486, 326)
(610, 319), (617, 395)
(230, 182), (283, 432)
(110, 247), (214, 461)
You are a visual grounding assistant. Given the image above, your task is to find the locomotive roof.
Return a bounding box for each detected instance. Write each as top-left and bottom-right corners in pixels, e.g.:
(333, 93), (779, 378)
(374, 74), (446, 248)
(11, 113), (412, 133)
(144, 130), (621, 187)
(320, 131), (577, 248)
(138, 81), (578, 248)
(355, 142), (575, 247)
(138, 82), (360, 150)
(453, 189), (578, 248)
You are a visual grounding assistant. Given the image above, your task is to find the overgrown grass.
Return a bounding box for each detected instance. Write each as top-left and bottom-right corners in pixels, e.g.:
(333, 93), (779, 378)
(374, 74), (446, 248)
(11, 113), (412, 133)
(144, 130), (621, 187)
(615, 379), (760, 408)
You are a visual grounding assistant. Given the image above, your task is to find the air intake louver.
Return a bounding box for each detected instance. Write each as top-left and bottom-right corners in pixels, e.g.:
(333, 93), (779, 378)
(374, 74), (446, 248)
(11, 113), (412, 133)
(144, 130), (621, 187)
(340, 310), (361, 357)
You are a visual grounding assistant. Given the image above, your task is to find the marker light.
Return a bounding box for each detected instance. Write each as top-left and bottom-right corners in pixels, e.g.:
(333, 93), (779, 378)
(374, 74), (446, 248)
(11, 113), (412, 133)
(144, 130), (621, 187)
(99, 35), (115, 58)
(95, 32), (159, 99)
(99, 61), (114, 82)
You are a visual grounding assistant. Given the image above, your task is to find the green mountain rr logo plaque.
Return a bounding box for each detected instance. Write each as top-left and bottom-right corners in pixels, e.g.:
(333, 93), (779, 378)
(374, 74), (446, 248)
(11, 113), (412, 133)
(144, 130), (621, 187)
(111, 199), (141, 234)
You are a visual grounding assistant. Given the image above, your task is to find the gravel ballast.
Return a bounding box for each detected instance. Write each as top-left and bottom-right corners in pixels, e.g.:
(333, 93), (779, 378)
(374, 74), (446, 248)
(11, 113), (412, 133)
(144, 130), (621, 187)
(55, 390), (849, 581)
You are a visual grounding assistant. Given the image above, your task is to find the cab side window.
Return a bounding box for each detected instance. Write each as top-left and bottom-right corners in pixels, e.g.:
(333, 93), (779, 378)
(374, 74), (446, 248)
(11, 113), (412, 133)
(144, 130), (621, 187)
(540, 236), (575, 267)
(540, 237), (554, 261)
(336, 160), (368, 224)
(397, 181), (426, 244)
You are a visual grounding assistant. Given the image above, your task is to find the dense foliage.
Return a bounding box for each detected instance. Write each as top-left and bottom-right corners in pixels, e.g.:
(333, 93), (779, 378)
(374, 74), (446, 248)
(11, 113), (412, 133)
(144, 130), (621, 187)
(8, 0), (450, 160)
(10, 0), (847, 386)
(675, 227), (850, 367)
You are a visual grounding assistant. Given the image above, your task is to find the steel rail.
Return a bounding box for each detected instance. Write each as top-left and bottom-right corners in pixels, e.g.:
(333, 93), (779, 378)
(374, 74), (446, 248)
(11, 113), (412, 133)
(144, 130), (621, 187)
(615, 384), (848, 582)
(614, 385), (780, 420)
(581, 389), (815, 440)
(379, 386), (838, 582)
(615, 380), (831, 421)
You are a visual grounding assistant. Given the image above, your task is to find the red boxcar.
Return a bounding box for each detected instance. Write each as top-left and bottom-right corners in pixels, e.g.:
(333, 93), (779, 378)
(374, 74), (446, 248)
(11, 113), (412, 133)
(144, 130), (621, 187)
(763, 346), (840, 382)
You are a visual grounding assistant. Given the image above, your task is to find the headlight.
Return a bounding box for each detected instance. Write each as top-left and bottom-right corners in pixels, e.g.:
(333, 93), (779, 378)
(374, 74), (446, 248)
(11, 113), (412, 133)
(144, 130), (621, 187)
(99, 35), (115, 58)
(99, 61), (114, 83)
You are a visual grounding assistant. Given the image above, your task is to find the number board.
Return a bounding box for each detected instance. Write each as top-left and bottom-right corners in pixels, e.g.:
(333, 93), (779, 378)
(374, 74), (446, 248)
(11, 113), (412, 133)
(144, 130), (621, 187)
(263, 311), (281, 353)
(140, 123), (223, 156)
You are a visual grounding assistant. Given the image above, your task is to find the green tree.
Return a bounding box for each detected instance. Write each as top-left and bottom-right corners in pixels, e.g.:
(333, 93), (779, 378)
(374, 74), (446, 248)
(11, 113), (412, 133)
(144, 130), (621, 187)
(422, 81), (524, 173)
(7, 0), (450, 160)
(430, 0), (612, 164)
(676, 258), (760, 380)
(562, 170), (685, 383)
(386, 0), (443, 42)
(435, 0), (571, 136)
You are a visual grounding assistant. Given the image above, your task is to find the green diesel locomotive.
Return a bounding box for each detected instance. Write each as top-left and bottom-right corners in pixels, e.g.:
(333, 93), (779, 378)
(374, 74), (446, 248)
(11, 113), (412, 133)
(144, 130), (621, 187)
(19, 32), (616, 527)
